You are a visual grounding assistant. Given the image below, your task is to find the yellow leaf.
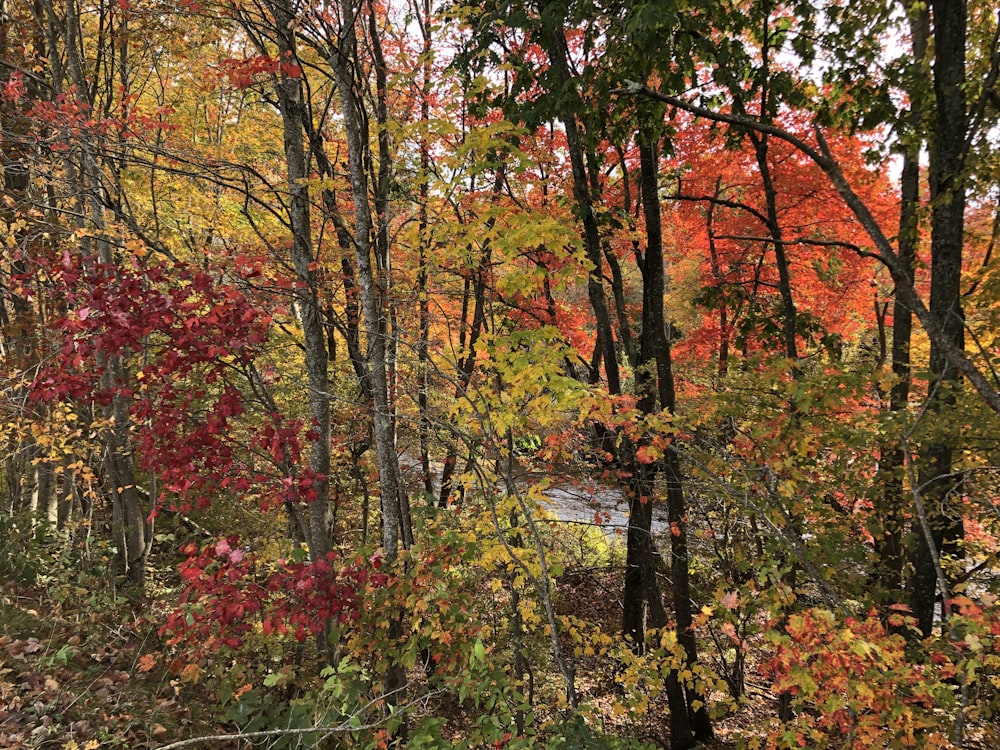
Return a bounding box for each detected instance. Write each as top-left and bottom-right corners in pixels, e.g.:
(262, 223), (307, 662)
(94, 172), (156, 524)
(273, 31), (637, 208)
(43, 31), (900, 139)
(180, 662), (201, 684)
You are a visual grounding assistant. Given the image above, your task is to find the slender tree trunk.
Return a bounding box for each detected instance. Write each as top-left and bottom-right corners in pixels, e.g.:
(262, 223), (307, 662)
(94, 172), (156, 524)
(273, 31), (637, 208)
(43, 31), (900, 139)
(745, 19), (800, 719)
(0, 26), (39, 516)
(330, 1), (403, 559)
(303, 119), (370, 397)
(105, 360), (148, 586)
(909, 0), (967, 636)
(52, 0), (148, 586)
(366, 0), (412, 547)
(605, 246), (639, 368)
(326, 0), (407, 714)
(875, 2), (927, 596)
(539, 28), (620, 396)
(641, 133), (712, 745)
(874, 151), (918, 595)
(706, 178), (730, 376)
(748, 133), (798, 363)
(57, 459), (76, 529)
(264, 0), (332, 559)
(415, 0), (434, 499)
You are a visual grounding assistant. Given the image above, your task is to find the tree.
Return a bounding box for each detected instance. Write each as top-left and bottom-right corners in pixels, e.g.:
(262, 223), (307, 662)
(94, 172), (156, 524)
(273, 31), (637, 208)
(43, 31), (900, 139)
(452, 2), (718, 744)
(5, 0), (1000, 746)
(8, 0), (157, 585)
(618, 0), (1000, 638)
(907, 0), (971, 636)
(872, 0), (927, 599)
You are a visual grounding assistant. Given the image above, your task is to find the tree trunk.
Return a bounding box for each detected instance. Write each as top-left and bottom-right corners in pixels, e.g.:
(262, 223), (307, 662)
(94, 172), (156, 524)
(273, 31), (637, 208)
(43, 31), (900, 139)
(416, 0), (434, 499)
(873, 151), (918, 596)
(539, 27), (620, 396)
(640, 133), (712, 745)
(908, 0), (967, 636)
(259, 0), (333, 560)
(874, 2), (927, 597)
(706, 178), (730, 376)
(325, 0), (407, 714)
(54, 0), (148, 586)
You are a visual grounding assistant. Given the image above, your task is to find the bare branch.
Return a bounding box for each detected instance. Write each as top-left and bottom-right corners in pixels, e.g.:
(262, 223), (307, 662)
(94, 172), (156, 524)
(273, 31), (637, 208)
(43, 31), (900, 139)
(154, 685), (441, 750)
(714, 233), (868, 255)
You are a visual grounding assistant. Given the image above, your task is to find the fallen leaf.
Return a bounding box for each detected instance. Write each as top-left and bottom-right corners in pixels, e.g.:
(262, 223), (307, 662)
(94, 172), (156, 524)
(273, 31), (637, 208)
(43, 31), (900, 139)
(137, 653), (156, 673)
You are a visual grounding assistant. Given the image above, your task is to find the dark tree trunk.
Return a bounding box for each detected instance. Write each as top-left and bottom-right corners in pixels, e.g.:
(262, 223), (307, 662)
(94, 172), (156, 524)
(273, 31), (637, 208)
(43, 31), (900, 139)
(0, 6), (41, 515)
(873, 149), (918, 596)
(909, 0), (968, 636)
(416, 0), (434, 499)
(706, 178), (730, 376)
(641, 133), (712, 745)
(539, 27), (620, 396)
(874, 3), (927, 596)
(748, 131), (797, 363)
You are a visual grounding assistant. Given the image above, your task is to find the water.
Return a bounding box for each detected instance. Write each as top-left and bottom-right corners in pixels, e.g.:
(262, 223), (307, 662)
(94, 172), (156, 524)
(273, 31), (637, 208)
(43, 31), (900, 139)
(540, 483), (669, 539)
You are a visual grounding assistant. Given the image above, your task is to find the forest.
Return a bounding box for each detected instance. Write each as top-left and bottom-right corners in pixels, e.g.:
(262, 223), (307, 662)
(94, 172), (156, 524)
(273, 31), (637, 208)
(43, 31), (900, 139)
(2, 0), (1000, 747)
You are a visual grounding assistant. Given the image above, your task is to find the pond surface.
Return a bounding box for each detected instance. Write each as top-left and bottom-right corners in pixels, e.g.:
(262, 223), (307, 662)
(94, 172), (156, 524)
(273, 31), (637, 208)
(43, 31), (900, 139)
(398, 452), (670, 545)
(539, 482), (670, 540)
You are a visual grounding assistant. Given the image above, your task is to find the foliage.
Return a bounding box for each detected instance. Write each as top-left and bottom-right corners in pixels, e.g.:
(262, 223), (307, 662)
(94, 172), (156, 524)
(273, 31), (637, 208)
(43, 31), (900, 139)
(2, 0), (1000, 748)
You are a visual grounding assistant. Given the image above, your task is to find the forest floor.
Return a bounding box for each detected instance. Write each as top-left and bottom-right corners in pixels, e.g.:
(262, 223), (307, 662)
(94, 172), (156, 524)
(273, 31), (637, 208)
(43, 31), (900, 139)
(0, 564), (765, 750)
(13, 493), (1000, 749)
(1, 579), (189, 749)
(10, 547), (1000, 750)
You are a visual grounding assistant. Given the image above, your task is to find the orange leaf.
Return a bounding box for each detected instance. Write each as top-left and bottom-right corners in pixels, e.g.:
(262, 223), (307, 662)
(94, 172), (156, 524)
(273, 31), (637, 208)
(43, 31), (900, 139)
(635, 445), (655, 464)
(180, 662), (202, 684)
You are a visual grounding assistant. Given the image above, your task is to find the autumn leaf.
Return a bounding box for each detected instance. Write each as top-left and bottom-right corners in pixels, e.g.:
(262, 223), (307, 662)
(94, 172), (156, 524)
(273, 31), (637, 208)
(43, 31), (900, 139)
(635, 444), (657, 464)
(137, 653), (157, 673)
(180, 662), (202, 684)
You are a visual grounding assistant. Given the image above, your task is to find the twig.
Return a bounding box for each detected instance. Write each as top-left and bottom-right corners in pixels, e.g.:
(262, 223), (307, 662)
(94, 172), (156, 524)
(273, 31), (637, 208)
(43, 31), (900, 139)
(154, 686), (439, 750)
(154, 722), (383, 750)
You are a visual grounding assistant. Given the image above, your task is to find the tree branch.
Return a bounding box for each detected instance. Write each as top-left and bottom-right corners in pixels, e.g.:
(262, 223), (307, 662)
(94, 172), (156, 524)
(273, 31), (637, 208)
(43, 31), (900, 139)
(714, 233), (868, 255)
(154, 686), (438, 750)
(615, 81), (1000, 415)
